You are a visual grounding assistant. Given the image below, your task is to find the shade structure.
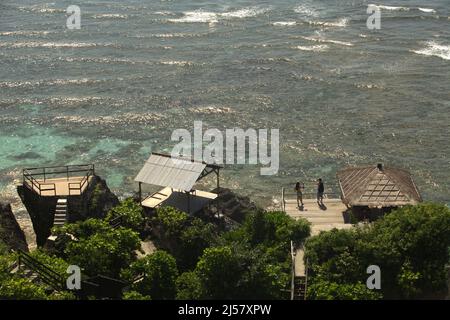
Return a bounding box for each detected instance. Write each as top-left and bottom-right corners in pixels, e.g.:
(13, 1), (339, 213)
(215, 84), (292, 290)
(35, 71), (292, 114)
(337, 164), (422, 208)
(135, 153), (206, 191)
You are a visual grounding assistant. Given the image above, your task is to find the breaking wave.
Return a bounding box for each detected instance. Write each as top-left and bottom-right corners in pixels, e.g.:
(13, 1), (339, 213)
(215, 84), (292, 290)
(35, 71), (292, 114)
(411, 41), (450, 61)
(294, 4), (319, 17)
(305, 18), (349, 28)
(92, 14), (128, 19)
(272, 21), (297, 27)
(301, 36), (353, 47)
(294, 45), (329, 52)
(168, 7), (270, 24)
(0, 42), (118, 49)
(368, 4), (436, 14)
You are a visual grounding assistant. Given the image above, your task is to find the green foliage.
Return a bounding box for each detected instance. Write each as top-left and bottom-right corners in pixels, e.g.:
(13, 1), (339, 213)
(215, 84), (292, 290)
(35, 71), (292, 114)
(106, 198), (145, 232)
(176, 271), (202, 300)
(123, 290), (151, 300)
(307, 278), (382, 300)
(151, 207), (217, 271)
(122, 250), (178, 300)
(178, 218), (217, 271)
(244, 211), (311, 248)
(195, 246), (238, 299)
(0, 248), (76, 300)
(60, 219), (141, 277)
(0, 277), (48, 300)
(54, 218), (111, 239)
(195, 244), (287, 299)
(152, 206), (189, 238)
(47, 290), (77, 300)
(28, 250), (70, 276)
(305, 203), (450, 299)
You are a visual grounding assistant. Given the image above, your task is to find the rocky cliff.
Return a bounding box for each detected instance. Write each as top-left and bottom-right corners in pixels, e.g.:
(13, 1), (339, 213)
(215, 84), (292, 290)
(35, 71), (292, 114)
(0, 202), (28, 251)
(17, 175), (119, 246)
(197, 187), (259, 224)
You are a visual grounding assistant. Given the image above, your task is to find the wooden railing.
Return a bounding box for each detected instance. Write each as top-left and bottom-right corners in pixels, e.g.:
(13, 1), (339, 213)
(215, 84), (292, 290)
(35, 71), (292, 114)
(281, 183), (341, 212)
(23, 164), (95, 196)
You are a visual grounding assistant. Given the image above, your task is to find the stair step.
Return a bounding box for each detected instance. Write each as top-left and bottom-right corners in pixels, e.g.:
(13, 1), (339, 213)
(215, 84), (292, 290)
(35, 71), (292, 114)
(57, 199), (67, 204)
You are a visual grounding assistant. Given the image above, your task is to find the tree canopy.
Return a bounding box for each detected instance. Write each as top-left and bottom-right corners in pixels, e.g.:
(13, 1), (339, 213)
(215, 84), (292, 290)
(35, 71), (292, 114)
(305, 203), (450, 299)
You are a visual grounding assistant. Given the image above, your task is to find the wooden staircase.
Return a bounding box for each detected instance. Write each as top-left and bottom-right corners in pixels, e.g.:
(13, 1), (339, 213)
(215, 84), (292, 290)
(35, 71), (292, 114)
(10, 250), (65, 291)
(54, 198), (67, 227)
(293, 276), (307, 300)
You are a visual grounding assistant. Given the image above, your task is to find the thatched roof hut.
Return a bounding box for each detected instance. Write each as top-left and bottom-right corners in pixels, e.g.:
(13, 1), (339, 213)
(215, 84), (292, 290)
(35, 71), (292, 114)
(337, 164), (422, 208)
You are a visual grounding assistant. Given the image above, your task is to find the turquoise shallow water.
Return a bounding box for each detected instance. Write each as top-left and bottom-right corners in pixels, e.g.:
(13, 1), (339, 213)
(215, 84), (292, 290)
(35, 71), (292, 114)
(1, 0), (450, 206)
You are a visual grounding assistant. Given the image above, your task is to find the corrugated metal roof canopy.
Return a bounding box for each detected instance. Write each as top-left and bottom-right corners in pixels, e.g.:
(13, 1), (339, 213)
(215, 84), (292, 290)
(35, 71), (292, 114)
(135, 154), (206, 191)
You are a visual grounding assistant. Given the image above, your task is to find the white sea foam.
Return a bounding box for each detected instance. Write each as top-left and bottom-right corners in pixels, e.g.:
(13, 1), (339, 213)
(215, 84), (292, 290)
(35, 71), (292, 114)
(154, 11), (176, 16)
(369, 4), (436, 13)
(18, 6), (64, 14)
(306, 18), (349, 28)
(0, 42), (116, 49)
(368, 4), (410, 11)
(168, 10), (219, 23)
(302, 36), (353, 47)
(418, 8), (436, 13)
(294, 4), (319, 17)
(159, 60), (195, 67)
(0, 78), (103, 88)
(412, 41), (450, 60)
(295, 45), (328, 52)
(0, 42), (92, 48)
(272, 21), (297, 26)
(221, 7), (269, 19)
(93, 14), (128, 19)
(0, 31), (52, 36)
(51, 113), (164, 125)
(168, 7), (269, 23)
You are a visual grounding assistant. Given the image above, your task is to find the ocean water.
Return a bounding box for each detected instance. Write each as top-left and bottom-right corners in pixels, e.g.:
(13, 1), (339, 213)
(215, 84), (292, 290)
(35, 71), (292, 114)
(1, 0), (450, 206)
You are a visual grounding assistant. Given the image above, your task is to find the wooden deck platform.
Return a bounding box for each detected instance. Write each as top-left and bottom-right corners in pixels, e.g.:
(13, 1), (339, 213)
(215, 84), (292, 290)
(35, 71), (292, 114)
(141, 186), (217, 214)
(284, 198), (352, 235)
(25, 176), (92, 196)
(284, 198), (352, 277)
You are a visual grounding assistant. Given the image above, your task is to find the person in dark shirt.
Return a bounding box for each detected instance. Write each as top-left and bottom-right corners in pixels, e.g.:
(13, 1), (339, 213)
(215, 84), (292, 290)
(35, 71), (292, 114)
(317, 178), (324, 205)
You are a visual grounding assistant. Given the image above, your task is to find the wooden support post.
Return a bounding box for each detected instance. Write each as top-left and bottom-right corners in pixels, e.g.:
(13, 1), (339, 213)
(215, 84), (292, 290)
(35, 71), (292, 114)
(216, 168), (220, 191)
(216, 169), (220, 219)
(187, 192), (191, 215)
(290, 241), (295, 300)
(138, 182), (142, 204)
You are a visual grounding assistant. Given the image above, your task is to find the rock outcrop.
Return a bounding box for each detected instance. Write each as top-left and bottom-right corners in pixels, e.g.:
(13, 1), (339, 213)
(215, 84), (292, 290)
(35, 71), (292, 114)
(17, 175), (119, 246)
(0, 202), (28, 251)
(197, 187), (259, 224)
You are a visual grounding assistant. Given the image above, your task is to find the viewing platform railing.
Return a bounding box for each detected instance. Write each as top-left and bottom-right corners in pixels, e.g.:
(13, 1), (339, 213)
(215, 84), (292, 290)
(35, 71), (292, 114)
(281, 183), (341, 212)
(23, 164), (95, 196)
